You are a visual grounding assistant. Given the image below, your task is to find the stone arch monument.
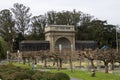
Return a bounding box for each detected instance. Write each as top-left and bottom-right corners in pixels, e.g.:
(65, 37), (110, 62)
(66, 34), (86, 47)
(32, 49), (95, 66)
(45, 25), (75, 52)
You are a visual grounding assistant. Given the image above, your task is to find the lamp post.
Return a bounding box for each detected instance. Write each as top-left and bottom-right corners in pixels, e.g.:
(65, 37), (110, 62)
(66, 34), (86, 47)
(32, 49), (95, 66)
(7, 50), (9, 62)
(17, 50), (20, 63)
(70, 44), (73, 72)
(58, 44), (62, 70)
(12, 38), (15, 52)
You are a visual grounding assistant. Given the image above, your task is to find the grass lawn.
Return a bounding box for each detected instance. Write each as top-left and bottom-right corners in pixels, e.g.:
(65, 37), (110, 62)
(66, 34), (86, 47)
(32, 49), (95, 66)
(9, 62), (42, 69)
(50, 69), (120, 80)
(12, 62), (31, 69)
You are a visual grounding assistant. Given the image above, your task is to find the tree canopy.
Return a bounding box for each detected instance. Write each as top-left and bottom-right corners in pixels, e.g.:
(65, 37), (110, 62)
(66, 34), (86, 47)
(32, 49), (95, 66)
(11, 3), (32, 36)
(0, 9), (15, 51)
(0, 3), (119, 52)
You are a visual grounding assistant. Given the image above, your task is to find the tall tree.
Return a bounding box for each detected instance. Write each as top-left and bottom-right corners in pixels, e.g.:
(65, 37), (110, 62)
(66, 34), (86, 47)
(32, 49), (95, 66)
(28, 15), (47, 40)
(46, 10), (81, 26)
(11, 3), (32, 36)
(46, 11), (57, 25)
(89, 20), (116, 48)
(0, 9), (15, 51)
(76, 13), (94, 40)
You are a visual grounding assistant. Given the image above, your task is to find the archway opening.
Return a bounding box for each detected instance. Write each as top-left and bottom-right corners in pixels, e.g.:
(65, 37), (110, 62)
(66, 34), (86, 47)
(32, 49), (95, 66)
(55, 37), (71, 51)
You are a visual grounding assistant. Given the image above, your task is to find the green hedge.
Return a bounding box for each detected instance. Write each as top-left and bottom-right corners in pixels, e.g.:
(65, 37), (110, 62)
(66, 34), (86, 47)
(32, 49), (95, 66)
(53, 73), (70, 80)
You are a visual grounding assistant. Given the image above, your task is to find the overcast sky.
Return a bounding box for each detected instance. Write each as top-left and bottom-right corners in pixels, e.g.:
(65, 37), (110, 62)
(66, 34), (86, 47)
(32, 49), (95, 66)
(0, 0), (120, 25)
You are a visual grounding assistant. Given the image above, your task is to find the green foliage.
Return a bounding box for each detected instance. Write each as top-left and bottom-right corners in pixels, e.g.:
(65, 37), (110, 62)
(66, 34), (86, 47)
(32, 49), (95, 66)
(0, 9), (15, 52)
(0, 37), (8, 59)
(42, 72), (55, 80)
(13, 32), (25, 52)
(13, 72), (31, 80)
(77, 19), (116, 48)
(53, 72), (70, 80)
(32, 71), (44, 80)
(11, 3), (31, 35)
(0, 64), (70, 80)
(28, 15), (46, 40)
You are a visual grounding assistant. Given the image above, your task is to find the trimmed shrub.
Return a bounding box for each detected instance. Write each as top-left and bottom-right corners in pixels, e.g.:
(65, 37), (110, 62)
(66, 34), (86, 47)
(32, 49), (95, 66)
(25, 69), (36, 75)
(41, 72), (70, 80)
(12, 72), (31, 80)
(53, 72), (70, 80)
(42, 73), (55, 80)
(32, 72), (43, 80)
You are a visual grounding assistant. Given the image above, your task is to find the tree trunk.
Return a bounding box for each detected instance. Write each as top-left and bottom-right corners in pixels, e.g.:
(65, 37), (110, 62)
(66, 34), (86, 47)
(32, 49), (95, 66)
(59, 59), (62, 69)
(57, 58), (60, 70)
(119, 62), (120, 68)
(90, 59), (95, 77)
(23, 58), (26, 64)
(79, 59), (82, 68)
(8, 41), (13, 52)
(44, 58), (47, 68)
(90, 59), (95, 70)
(104, 61), (109, 73)
(41, 57), (44, 63)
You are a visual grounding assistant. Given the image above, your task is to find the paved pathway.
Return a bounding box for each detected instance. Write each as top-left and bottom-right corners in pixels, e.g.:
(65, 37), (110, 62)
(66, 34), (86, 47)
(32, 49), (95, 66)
(70, 77), (81, 80)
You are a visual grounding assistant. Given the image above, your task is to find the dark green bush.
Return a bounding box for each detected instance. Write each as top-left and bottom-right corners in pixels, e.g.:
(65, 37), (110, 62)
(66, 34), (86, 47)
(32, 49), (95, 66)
(42, 73), (55, 80)
(25, 69), (36, 75)
(1, 73), (14, 80)
(53, 72), (70, 80)
(12, 72), (31, 80)
(41, 72), (70, 80)
(32, 72), (43, 80)
(0, 74), (2, 79)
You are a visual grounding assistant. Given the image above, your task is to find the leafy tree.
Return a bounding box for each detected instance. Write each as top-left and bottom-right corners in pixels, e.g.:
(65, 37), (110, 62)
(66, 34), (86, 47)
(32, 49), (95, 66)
(77, 19), (116, 48)
(0, 37), (8, 60)
(46, 11), (57, 25)
(46, 10), (81, 26)
(11, 3), (32, 36)
(76, 13), (93, 40)
(89, 20), (116, 48)
(28, 10), (81, 40)
(103, 24), (116, 48)
(0, 9), (15, 51)
(13, 32), (25, 52)
(28, 15), (46, 40)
